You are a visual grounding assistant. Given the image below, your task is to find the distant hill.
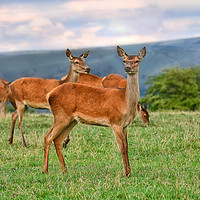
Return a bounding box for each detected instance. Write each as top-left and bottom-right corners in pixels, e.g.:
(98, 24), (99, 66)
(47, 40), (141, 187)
(0, 37), (200, 96)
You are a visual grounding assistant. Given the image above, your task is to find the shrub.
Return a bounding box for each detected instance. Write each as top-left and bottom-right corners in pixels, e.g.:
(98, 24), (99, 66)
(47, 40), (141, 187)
(141, 66), (200, 111)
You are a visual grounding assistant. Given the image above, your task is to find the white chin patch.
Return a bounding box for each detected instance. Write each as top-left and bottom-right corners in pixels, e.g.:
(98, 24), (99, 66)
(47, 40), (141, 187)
(127, 71), (137, 74)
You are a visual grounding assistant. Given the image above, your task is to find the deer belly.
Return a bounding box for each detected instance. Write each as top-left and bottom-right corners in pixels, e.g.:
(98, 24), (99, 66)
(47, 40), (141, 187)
(74, 114), (110, 127)
(23, 101), (49, 109)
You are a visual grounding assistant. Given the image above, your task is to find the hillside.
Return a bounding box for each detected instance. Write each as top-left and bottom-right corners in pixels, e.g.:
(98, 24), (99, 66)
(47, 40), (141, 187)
(0, 37), (200, 96)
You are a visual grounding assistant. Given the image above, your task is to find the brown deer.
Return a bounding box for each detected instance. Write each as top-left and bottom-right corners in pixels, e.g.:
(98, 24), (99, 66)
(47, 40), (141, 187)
(62, 73), (149, 148)
(69, 73), (149, 125)
(0, 78), (9, 118)
(42, 46), (146, 177)
(8, 49), (90, 147)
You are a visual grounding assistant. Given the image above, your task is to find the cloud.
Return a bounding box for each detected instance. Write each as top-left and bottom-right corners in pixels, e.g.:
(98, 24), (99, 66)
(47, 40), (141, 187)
(0, 4), (35, 24)
(0, 0), (200, 52)
(62, 0), (143, 13)
(149, 0), (200, 9)
(159, 16), (200, 40)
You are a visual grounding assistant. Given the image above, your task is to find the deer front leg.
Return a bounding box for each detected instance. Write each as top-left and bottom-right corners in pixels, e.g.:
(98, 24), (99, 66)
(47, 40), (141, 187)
(17, 105), (27, 147)
(8, 110), (18, 144)
(112, 125), (131, 177)
(123, 127), (131, 175)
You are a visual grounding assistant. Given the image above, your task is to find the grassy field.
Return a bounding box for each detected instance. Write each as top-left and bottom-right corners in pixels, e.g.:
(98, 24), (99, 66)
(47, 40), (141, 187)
(0, 112), (199, 199)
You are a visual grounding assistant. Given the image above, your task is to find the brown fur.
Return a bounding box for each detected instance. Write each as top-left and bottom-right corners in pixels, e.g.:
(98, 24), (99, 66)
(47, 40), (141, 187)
(102, 74), (127, 88)
(8, 49), (90, 147)
(43, 46), (146, 177)
(63, 73), (149, 147)
(136, 102), (149, 125)
(102, 74), (149, 125)
(62, 73), (103, 87)
(77, 73), (103, 87)
(0, 79), (9, 118)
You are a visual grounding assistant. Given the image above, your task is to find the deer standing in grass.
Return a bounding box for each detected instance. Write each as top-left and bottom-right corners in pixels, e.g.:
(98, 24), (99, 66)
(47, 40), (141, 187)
(8, 49), (90, 147)
(43, 46), (146, 177)
(0, 78), (9, 118)
(62, 73), (149, 148)
(65, 73), (149, 125)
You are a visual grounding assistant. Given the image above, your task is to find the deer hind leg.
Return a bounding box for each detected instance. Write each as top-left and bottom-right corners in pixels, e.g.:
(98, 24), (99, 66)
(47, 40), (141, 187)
(112, 125), (131, 177)
(42, 119), (75, 174)
(54, 120), (77, 172)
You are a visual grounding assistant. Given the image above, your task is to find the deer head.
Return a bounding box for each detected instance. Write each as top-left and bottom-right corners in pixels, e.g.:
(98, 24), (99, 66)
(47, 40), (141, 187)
(66, 49), (90, 74)
(117, 46), (146, 74)
(137, 102), (149, 125)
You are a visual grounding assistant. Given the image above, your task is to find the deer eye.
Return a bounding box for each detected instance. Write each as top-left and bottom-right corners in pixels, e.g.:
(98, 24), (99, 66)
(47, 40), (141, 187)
(135, 60), (139, 63)
(75, 61), (79, 64)
(123, 60), (126, 63)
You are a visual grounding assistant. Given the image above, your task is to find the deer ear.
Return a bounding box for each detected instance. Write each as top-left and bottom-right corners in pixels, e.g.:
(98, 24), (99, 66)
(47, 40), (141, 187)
(117, 46), (128, 59)
(0, 80), (9, 88)
(137, 102), (142, 111)
(66, 49), (73, 60)
(80, 50), (90, 58)
(138, 47), (146, 59)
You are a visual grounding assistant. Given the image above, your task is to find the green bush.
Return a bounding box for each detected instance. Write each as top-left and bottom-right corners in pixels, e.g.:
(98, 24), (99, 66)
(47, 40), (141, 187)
(141, 66), (200, 111)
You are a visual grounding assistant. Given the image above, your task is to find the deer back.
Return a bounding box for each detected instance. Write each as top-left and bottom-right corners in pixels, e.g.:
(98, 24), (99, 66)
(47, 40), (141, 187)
(102, 74), (127, 88)
(77, 73), (103, 87)
(10, 78), (61, 108)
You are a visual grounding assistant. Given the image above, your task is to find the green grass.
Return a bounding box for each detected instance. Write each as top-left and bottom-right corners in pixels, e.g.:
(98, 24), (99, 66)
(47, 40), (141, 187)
(0, 112), (200, 199)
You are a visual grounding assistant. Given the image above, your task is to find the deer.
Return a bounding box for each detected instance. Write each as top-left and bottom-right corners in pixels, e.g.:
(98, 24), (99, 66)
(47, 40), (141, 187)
(66, 72), (149, 125)
(42, 46), (146, 177)
(8, 49), (90, 147)
(0, 78), (9, 118)
(62, 73), (149, 148)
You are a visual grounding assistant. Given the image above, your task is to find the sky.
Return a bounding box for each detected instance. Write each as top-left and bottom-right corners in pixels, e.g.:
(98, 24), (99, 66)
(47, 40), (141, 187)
(0, 0), (200, 52)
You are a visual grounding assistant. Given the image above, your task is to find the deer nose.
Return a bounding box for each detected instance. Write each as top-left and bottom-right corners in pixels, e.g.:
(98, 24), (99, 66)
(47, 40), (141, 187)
(85, 67), (90, 73)
(125, 67), (131, 72)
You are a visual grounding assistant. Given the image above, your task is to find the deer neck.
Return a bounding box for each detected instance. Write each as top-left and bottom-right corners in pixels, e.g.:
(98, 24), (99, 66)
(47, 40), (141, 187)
(125, 72), (139, 115)
(61, 64), (79, 83)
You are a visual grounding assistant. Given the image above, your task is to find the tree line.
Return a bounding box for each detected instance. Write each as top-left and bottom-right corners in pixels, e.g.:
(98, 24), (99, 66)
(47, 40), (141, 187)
(140, 66), (200, 111)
